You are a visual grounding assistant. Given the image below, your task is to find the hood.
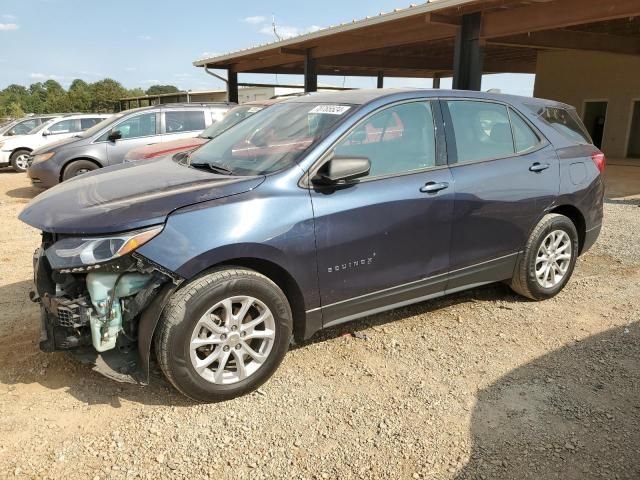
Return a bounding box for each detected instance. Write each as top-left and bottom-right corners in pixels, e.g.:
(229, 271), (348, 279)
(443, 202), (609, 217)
(19, 156), (265, 234)
(126, 137), (207, 160)
(33, 135), (85, 154)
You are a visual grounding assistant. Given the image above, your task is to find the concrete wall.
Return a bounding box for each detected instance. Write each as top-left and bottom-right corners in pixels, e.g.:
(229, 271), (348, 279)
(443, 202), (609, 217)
(534, 50), (640, 159)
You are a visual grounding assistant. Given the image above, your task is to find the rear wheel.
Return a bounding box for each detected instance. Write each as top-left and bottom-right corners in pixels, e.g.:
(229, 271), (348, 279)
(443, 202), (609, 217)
(510, 213), (579, 300)
(62, 160), (98, 181)
(9, 149), (31, 172)
(155, 268), (292, 402)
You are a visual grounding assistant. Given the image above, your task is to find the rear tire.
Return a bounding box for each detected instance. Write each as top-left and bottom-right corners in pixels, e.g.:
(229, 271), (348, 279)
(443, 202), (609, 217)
(510, 213), (579, 301)
(155, 268), (292, 402)
(10, 149), (31, 172)
(62, 160), (98, 181)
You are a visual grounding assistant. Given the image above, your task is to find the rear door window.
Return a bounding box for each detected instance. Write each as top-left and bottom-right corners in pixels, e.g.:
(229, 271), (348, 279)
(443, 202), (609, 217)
(165, 110), (206, 133)
(445, 100), (515, 163)
(509, 109), (541, 153)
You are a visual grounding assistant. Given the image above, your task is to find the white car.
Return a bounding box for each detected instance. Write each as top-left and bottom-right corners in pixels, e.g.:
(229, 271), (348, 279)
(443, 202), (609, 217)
(0, 115), (61, 142)
(0, 113), (112, 172)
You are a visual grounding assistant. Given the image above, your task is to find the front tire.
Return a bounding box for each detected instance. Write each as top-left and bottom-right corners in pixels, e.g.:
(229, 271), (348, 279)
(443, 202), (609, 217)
(10, 149), (31, 172)
(510, 213), (579, 301)
(155, 268), (293, 402)
(62, 160), (98, 181)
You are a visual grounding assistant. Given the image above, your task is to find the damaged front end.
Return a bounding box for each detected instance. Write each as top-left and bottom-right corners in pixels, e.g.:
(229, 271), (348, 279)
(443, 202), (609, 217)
(33, 227), (182, 384)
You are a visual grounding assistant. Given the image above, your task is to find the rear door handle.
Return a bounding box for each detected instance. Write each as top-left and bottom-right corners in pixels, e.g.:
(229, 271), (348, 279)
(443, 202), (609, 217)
(529, 162), (550, 173)
(420, 181), (449, 194)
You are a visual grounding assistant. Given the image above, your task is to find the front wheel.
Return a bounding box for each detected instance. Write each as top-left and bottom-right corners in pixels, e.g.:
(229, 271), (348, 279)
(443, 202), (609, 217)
(62, 159), (98, 181)
(10, 149), (31, 172)
(155, 268), (293, 402)
(510, 213), (579, 301)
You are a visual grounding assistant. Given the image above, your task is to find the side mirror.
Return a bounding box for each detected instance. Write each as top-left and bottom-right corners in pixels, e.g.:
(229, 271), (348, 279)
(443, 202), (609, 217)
(312, 155), (371, 185)
(108, 129), (122, 142)
(42, 130), (50, 136)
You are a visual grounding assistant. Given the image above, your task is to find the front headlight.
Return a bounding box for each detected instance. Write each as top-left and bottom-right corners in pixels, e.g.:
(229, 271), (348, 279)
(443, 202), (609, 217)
(32, 152), (55, 164)
(45, 225), (163, 270)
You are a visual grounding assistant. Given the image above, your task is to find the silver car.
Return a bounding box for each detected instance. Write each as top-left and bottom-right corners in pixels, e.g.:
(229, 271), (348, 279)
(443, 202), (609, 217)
(27, 103), (233, 187)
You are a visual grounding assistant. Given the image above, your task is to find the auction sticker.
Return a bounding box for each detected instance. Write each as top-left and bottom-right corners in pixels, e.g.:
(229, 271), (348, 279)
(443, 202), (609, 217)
(309, 105), (351, 115)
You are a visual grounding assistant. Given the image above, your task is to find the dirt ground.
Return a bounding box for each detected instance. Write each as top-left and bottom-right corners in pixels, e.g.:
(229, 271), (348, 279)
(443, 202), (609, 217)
(0, 167), (638, 480)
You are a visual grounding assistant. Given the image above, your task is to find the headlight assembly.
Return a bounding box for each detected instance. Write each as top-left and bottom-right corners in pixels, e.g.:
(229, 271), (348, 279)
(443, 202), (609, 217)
(32, 152), (55, 164)
(45, 225), (163, 269)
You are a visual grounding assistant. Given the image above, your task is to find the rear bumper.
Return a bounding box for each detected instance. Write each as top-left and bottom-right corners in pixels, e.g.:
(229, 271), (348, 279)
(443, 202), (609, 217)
(581, 223), (601, 255)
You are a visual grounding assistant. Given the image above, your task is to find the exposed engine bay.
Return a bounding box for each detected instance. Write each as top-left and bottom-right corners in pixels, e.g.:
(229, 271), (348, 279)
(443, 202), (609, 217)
(32, 230), (182, 383)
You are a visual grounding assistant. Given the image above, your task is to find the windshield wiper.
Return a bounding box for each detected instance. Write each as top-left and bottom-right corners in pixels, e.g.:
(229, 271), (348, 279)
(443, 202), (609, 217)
(190, 162), (234, 175)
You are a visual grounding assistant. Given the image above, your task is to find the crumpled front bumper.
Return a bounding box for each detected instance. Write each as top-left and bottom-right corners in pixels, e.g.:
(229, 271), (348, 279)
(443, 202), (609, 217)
(31, 245), (179, 384)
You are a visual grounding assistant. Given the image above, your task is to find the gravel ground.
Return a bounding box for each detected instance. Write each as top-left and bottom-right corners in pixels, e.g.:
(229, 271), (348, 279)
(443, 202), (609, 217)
(0, 169), (638, 479)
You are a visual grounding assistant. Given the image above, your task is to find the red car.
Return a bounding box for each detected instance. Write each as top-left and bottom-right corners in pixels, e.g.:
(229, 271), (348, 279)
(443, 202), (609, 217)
(124, 98), (283, 162)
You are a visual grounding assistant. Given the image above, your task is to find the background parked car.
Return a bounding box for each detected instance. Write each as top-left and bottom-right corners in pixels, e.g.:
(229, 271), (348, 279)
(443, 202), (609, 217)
(27, 103), (232, 187)
(124, 99), (283, 162)
(0, 113), (111, 172)
(0, 114), (61, 141)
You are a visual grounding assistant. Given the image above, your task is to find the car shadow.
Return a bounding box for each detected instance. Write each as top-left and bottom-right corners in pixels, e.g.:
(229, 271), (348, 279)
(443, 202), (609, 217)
(455, 321), (640, 480)
(5, 185), (42, 200)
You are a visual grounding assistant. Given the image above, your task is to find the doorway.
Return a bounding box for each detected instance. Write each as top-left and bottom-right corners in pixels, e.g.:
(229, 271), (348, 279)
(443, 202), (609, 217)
(583, 101), (608, 149)
(627, 100), (640, 158)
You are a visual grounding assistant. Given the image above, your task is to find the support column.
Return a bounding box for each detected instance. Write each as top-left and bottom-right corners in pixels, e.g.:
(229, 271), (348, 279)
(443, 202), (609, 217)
(452, 12), (484, 91)
(304, 50), (317, 92)
(377, 71), (384, 89)
(227, 67), (239, 103)
(432, 73), (441, 89)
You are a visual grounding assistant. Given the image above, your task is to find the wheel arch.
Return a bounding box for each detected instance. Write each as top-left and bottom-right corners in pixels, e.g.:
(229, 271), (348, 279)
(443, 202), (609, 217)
(199, 257), (307, 342)
(548, 204), (586, 254)
(60, 157), (103, 182)
(10, 146), (33, 156)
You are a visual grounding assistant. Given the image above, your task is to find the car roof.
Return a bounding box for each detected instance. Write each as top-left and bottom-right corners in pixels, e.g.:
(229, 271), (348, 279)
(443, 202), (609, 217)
(46, 113), (112, 120)
(119, 102), (234, 115)
(280, 88), (572, 110)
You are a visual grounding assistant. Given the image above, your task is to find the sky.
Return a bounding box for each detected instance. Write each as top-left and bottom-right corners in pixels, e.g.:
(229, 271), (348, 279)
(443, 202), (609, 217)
(0, 0), (534, 96)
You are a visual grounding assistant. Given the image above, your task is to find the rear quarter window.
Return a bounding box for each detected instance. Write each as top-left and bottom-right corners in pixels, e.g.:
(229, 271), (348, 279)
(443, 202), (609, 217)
(527, 105), (591, 144)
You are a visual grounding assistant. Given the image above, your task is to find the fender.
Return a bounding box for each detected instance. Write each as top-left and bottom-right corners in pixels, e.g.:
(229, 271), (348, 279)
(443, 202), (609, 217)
(137, 282), (177, 384)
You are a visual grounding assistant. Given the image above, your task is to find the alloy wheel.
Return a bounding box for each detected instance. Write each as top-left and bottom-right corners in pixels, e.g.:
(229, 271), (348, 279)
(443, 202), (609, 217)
(535, 230), (572, 288)
(14, 154), (30, 171)
(189, 296), (276, 385)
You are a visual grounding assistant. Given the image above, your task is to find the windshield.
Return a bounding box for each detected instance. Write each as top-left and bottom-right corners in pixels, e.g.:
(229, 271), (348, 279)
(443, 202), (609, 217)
(188, 102), (353, 176)
(199, 104), (265, 140)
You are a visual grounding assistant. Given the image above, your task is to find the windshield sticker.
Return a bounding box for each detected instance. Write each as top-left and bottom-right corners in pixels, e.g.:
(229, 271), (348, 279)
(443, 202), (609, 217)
(247, 107), (264, 113)
(309, 105), (351, 115)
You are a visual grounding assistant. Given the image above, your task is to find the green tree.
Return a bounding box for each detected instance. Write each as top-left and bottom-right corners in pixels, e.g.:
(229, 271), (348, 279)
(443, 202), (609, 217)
(145, 84), (180, 96)
(6, 102), (25, 118)
(42, 80), (71, 113)
(89, 78), (128, 112)
(68, 79), (92, 112)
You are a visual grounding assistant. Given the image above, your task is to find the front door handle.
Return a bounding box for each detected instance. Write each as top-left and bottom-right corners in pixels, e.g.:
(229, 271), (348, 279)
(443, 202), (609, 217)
(529, 162), (550, 173)
(420, 181), (449, 194)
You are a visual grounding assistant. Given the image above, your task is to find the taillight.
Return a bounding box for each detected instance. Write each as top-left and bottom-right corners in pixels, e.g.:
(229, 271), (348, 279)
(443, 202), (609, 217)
(591, 151), (606, 174)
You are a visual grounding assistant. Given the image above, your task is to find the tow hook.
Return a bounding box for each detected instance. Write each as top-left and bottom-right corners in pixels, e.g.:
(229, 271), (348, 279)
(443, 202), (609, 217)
(29, 290), (40, 303)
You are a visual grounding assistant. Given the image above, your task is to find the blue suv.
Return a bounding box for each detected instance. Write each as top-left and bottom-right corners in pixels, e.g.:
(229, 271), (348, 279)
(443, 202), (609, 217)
(20, 89), (604, 402)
